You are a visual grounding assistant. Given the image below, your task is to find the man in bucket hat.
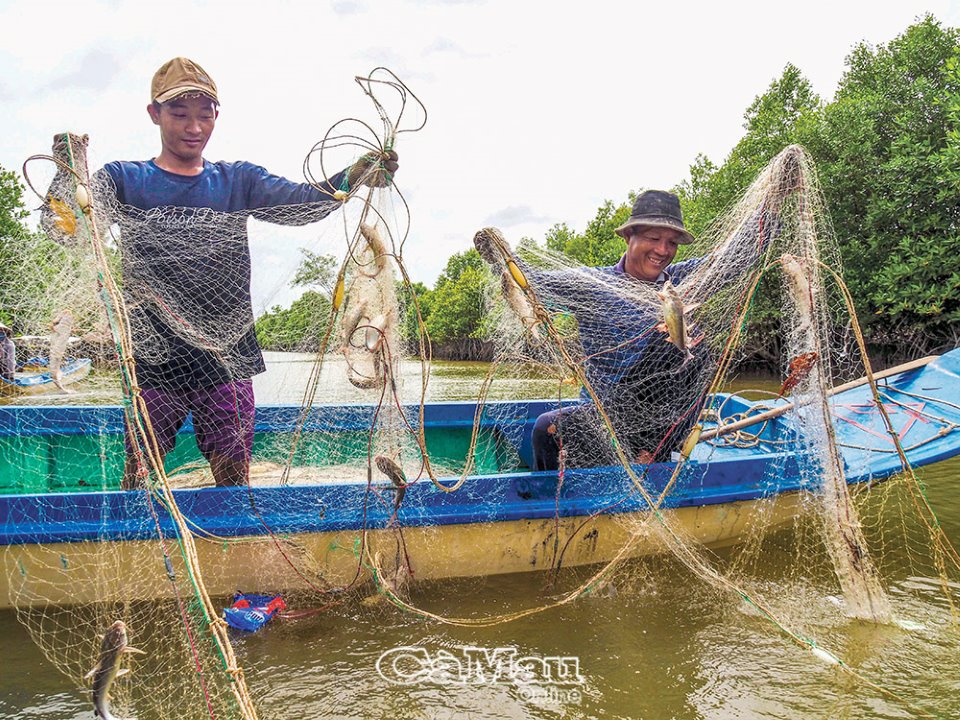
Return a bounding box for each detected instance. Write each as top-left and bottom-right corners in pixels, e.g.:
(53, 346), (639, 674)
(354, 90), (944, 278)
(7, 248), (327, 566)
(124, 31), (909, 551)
(97, 57), (398, 488)
(614, 190), (694, 282)
(477, 188), (776, 471)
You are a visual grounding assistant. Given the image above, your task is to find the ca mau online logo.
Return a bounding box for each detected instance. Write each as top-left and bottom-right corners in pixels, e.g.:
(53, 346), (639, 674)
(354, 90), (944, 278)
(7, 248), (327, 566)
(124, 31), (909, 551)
(375, 645), (585, 688)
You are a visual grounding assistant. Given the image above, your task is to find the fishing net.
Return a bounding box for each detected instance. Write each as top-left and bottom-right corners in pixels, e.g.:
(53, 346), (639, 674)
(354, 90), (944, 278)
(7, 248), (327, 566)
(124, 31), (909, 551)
(2, 64), (959, 720)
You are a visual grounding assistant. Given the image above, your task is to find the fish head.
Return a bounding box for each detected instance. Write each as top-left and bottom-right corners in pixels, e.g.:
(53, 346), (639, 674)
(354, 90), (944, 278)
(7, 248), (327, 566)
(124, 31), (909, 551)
(658, 279), (685, 306)
(101, 620), (128, 653)
(781, 253), (805, 275)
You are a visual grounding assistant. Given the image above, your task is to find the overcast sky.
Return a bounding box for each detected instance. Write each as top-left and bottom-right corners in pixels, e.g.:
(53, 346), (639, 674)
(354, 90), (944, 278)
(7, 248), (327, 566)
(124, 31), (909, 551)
(1, 0), (957, 313)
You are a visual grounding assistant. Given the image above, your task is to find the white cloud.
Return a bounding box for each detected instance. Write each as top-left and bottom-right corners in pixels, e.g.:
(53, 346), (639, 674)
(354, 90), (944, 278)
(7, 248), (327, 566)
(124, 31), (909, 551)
(483, 205), (552, 227)
(331, 0), (366, 14)
(41, 50), (121, 94)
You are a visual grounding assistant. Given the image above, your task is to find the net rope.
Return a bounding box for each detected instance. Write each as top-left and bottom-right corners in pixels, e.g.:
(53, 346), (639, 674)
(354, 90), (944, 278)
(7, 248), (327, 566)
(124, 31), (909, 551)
(2, 70), (958, 719)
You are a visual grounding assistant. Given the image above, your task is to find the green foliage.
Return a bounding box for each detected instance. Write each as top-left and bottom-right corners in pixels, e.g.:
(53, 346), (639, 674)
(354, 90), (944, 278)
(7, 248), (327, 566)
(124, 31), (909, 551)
(255, 248), (338, 350)
(0, 166), (31, 326)
(255, 290), (332, 351)
(398, 280), (430, 350)
(0, 166), (29, 242)
(670, 65), (821, 363)
(807, 15), (960, 350)
(292, 249), (337, 291)
(543, 199), (632, 267)
(421, 249), (489, 343)
(675, 64), (821, 237)
(0, 165), (71, 331)
(675, 16), (960, 358)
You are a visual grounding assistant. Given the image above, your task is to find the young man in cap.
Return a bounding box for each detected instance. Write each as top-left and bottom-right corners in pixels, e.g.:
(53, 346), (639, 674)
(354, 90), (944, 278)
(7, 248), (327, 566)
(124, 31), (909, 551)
(101, 57), (397, 488)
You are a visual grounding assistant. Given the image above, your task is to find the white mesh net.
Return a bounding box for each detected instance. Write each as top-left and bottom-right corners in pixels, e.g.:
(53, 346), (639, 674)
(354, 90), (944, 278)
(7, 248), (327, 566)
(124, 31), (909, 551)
(2, 70), (959, 720)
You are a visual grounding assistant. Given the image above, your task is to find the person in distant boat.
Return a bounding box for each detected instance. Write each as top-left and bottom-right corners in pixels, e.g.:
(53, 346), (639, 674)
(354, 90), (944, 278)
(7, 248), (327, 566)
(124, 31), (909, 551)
(97, 57), (398, 489)
(477, 190), (778, 471)
(0, 323), (15, 382)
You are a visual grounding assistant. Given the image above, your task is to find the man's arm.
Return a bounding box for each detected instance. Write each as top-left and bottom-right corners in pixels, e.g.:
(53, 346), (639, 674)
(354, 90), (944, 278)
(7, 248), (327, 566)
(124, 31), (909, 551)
(244, 150), (399, 226)
(243, 163), (346, 225)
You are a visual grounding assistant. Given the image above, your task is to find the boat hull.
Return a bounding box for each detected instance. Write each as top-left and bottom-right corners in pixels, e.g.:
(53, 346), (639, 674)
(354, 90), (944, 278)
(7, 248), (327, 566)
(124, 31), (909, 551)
(2, 491), (803, 608)
(4, 349), (960, 608)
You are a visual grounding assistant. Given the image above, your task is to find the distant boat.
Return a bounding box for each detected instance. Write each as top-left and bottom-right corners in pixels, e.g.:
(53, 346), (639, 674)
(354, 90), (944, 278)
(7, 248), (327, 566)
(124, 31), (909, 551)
(0, 357), (92, 396)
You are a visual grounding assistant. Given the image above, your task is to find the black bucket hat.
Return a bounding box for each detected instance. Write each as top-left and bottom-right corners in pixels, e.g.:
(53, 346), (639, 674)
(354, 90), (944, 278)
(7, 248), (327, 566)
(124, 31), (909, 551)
(614, 190), (694, 244)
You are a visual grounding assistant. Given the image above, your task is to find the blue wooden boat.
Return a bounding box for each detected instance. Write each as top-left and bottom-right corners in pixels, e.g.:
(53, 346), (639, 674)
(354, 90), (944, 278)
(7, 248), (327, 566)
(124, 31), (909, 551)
(0, 357), (92, 396)
(1, 350), (959, 607)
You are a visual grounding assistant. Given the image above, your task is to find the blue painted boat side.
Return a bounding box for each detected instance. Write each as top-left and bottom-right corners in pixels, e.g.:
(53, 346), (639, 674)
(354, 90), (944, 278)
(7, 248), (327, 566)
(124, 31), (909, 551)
(0, 399), (566, 436)
(0, 451), (801, 546)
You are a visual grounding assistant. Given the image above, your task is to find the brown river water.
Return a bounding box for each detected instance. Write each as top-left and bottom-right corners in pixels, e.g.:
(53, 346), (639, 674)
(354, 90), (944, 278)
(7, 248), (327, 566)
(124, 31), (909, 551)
(2, 354), (959, 719)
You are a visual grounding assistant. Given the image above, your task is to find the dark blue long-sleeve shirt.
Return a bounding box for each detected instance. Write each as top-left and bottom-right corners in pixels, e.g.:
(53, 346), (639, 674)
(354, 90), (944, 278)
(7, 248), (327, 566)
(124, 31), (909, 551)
(99, 160), (346, 390)
(526, 255), (705, 400)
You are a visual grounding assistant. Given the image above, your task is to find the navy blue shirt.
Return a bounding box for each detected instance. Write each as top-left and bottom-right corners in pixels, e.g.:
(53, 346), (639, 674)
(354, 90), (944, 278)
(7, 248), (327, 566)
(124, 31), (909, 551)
(100, 160), (346, 390)
(522, 209), (775, 402)
(526, 255), (705, 400)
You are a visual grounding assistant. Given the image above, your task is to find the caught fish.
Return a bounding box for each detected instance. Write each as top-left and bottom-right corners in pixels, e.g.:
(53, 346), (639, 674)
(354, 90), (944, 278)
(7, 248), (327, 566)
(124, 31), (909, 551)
(358, 223), (389, 276)
(778, 351), (820, 397)
(347, 351), (385, 389)
(381, 559), (411, 595)
(500, 273), (542, 341)
(342, 302), (392, 390)
(780, 253), (814, 334)
(474, 227), (542, 340)
(341, 299), (369, 350)
(85, 620), (145, 720)
(369, 551), (411, 598)
(374, 453), (407, 513)
(472, 227), (507, 266)
(364, 313), (388, 352)
(656, 281), (699, 360)
(48, 309), (75, 392)
(48, 196), (78, 236)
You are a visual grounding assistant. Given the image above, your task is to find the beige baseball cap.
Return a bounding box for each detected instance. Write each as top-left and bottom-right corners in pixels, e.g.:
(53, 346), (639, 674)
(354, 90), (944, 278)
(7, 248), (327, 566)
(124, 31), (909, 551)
(151, 57), (219, 105)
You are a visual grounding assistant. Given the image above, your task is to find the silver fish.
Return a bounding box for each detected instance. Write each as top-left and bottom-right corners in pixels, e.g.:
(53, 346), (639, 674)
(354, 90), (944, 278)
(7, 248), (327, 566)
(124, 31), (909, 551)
(358, 223), (389, 276)
(346, 351), (385, 389)
(500, 273), (542, 341)
(374, 454), (407, 512)
(780, 253), (814, 335)
(364, 313), (388, 352)
(48, 309), (74, 392)
(341, 299), (369, 350)
(85, 620), (145, 720)
(657, 280), (698, 360)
